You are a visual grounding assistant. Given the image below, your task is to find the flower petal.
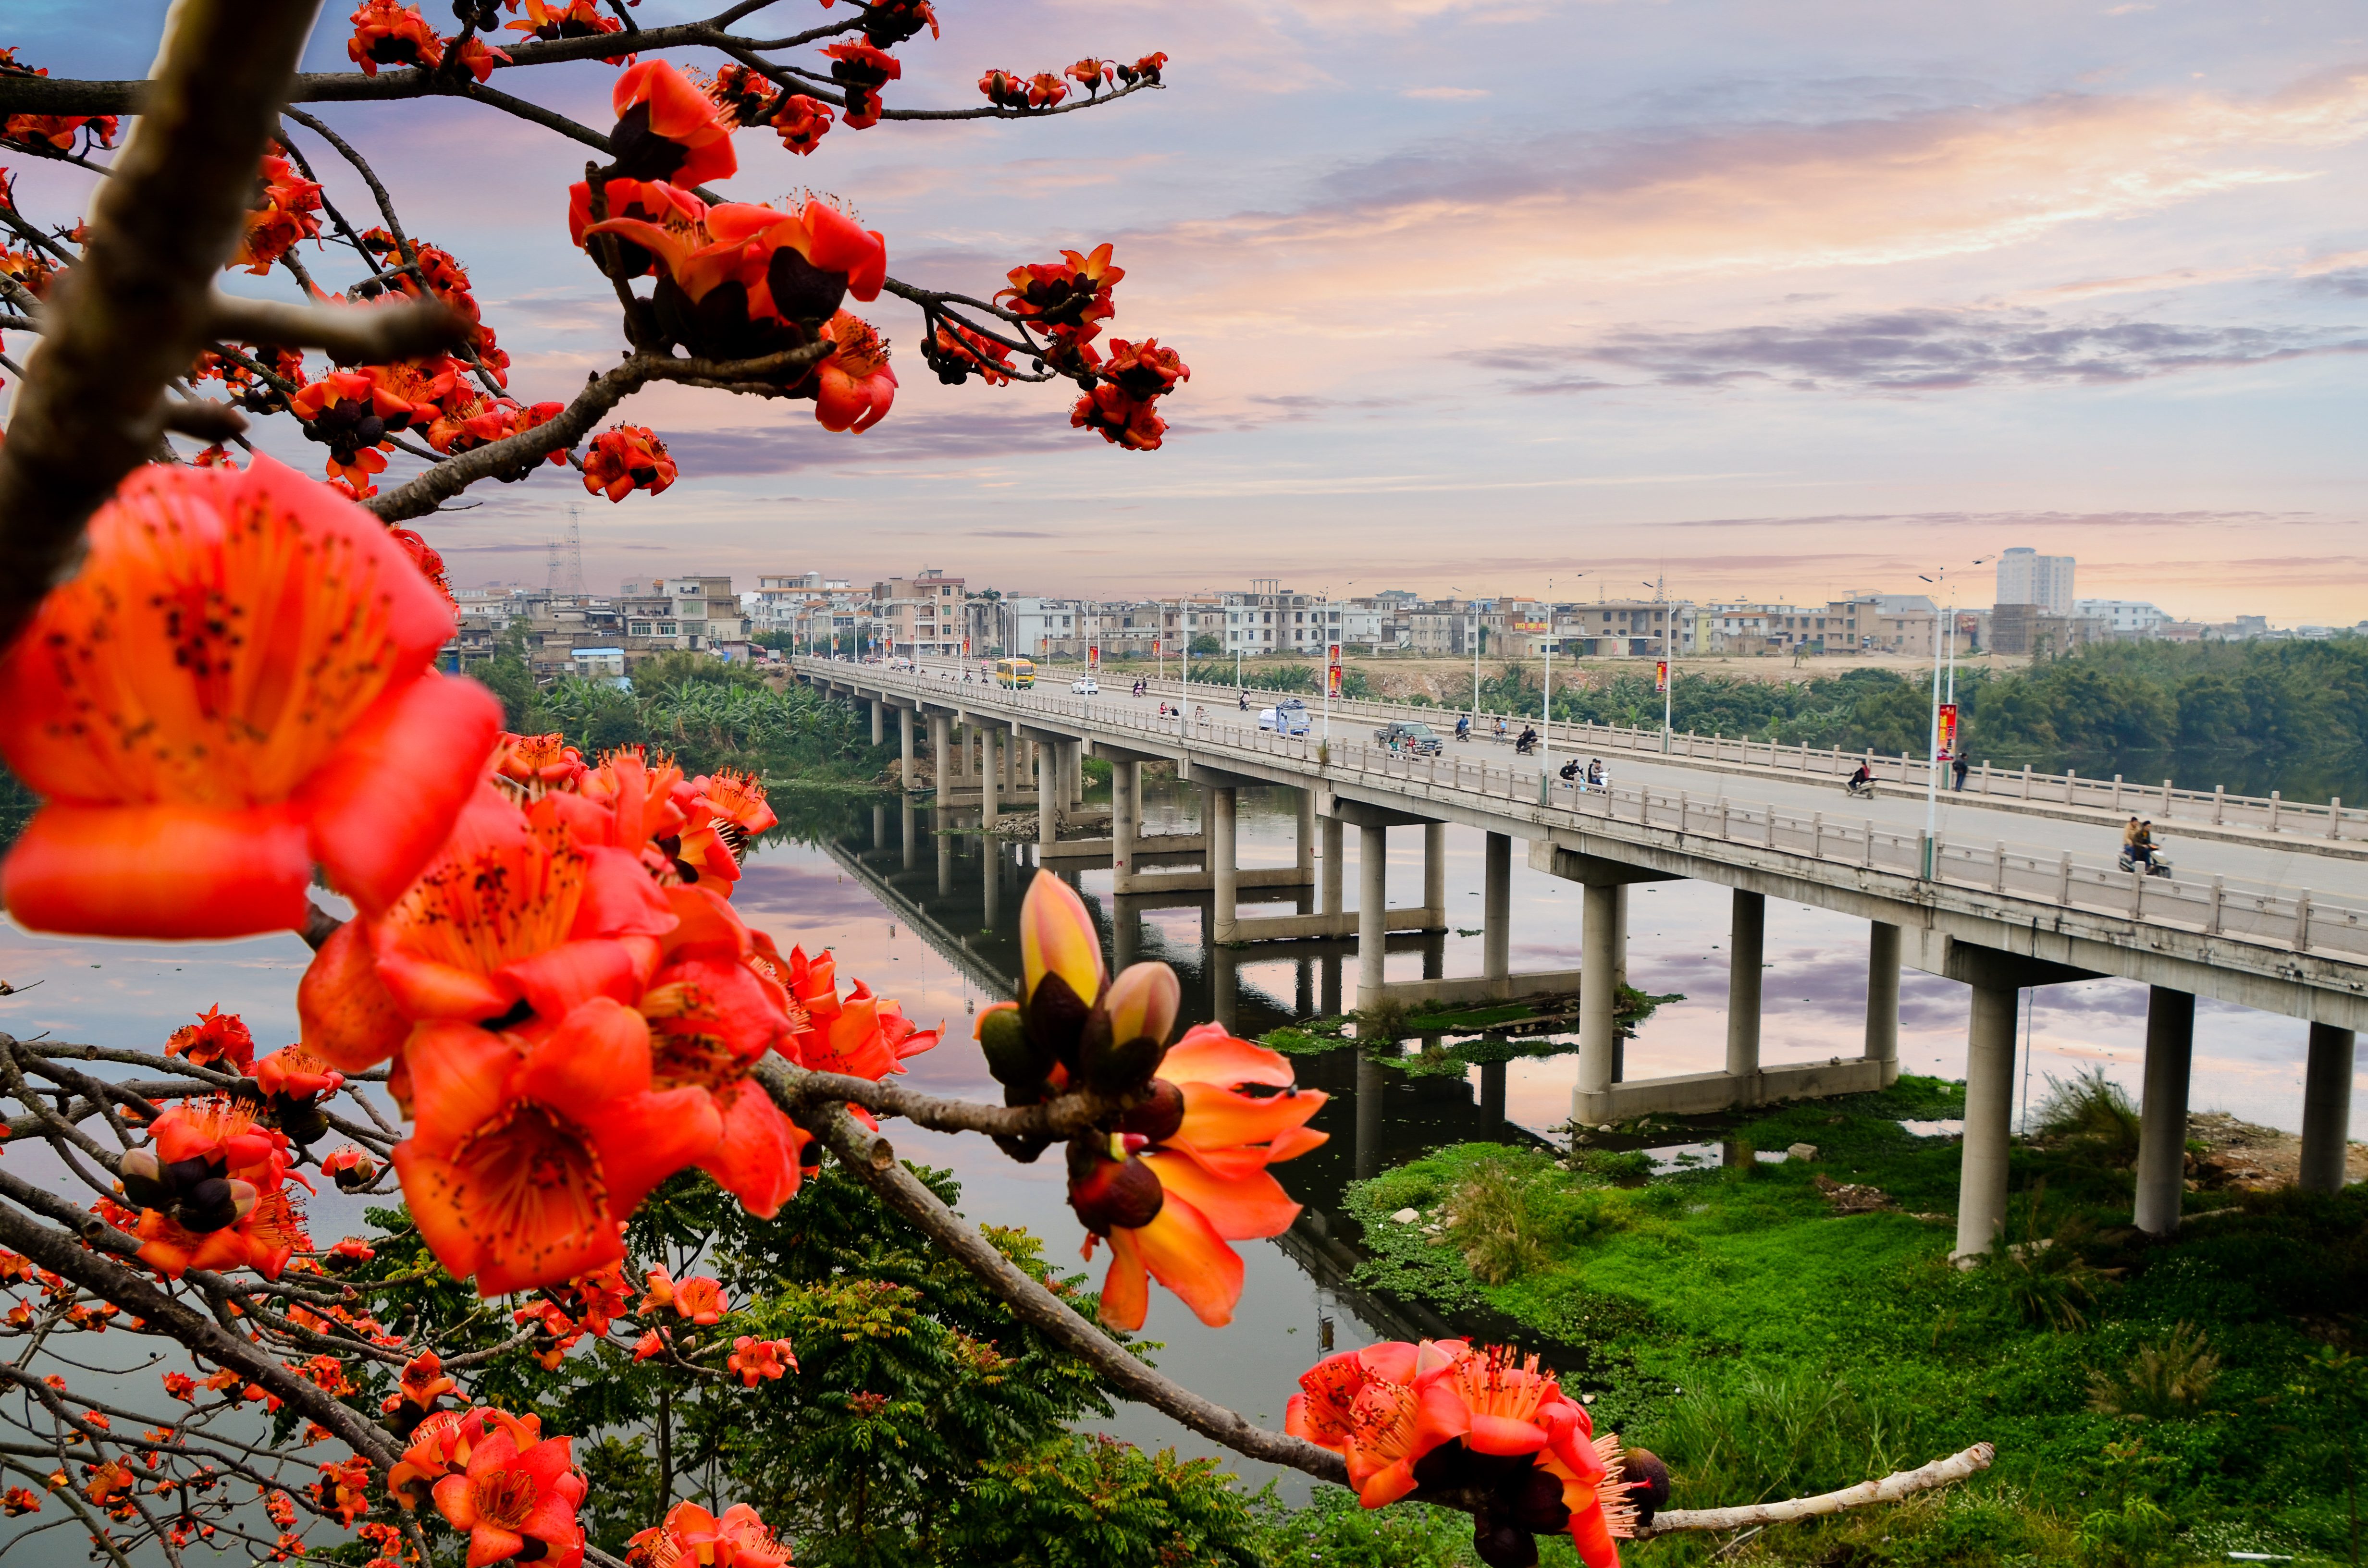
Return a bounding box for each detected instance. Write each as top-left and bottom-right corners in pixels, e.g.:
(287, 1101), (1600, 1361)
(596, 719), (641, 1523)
(297, 918), (413, 1072)
(1098, 1227), (1148, 1331)
(1159, 1024), (1296, 1089)
(1176, 1083), (1327, 1151)
(1142, 1151), (1300, 1241)
(517, 998), (654, 1116)
(1, 801), (310, 938)
(298, 674), (501, 919)
(1129, 1194), (1245, 1328)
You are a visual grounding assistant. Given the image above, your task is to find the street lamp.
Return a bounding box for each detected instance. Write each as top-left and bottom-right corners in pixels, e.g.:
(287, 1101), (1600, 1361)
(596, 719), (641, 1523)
(1642, 582), (1675, 753)
(1450, 584), (1480, 723)
(1912, 559), (1991, 877)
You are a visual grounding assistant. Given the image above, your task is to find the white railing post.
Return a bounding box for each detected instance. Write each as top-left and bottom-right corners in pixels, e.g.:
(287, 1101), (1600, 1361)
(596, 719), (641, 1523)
(2331, 798), (2345, 842)
(2213, 784), (2225, 825)
(2207, 875), (2224, 936)
(1993, 841), (2005, 894)
(2269, 791), (2283, 833)
(2294, 890), (2312, 951)
(2056, 852), (2072, 905)
(1811, 810), (1824, 859)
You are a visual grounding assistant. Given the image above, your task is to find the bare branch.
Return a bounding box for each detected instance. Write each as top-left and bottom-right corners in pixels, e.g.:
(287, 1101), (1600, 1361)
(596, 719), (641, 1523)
(207, 293), (462, 363)
(156, 398), (249, 442)
(0, 0), (322, 647)
(1644, 1444), (1997, 1535)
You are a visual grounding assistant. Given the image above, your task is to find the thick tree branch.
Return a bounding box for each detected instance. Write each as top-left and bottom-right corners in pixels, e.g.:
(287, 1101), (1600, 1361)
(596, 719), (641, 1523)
(0, 0), (322, 647)
(1643, 1444), (1997, 1535)
(207, 293), (462, 364)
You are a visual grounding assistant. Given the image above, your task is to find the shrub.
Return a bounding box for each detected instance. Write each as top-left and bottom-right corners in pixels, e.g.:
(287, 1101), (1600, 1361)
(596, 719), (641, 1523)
(2087, 1322), (2220, 1420)
(2035, 1068), (2143, 1166)
(1444, 1160), (1555, 1285)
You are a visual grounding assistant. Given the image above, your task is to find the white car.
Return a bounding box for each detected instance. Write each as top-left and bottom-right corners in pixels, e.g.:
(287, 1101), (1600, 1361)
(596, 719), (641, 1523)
(1071, 676), (1099, 695)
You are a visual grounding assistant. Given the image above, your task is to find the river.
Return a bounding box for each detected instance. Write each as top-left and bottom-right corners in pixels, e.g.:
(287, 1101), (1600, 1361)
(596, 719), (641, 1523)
(0, 776), (2341, 1501)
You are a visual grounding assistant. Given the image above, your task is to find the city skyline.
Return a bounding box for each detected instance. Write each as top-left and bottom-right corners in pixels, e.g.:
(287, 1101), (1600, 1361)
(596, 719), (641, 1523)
(14, 0), (2366, 618)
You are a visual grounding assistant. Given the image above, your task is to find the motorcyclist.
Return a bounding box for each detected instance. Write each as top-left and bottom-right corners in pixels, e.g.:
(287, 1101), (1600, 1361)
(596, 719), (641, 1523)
(1516, 725), (1539, 754)
(2122, 816), (2154, 867)
(1587, 759), (1606, 789)
(1455, 714), (1471, 741)
(1239, 690), (1249, 711)
(1847, 760), (1874, 796)
(1559, 757), (1582, 786)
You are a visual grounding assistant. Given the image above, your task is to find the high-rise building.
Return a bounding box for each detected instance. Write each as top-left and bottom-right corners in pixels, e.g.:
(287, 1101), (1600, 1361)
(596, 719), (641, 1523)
(1996, 547), (2075, 615)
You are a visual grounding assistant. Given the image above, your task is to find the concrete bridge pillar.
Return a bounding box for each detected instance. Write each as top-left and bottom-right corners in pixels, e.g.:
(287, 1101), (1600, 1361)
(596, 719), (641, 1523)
(1296, 788), (1315, 878)
(2134, 987), (2196, 1235)
(1356, 1051), (1384, 1181)
(1480, 1058), (1507, 1133)
(981, 729), (999, 826)
(872, 804), (886, 850)
(870, 698), (884, 747)
(936, 814), (952, 898)
(1037, 737), (1061, 858)
(1321, 817), (1344, 918)
(928, 712), (950, 789)
(1612, 885), (1630, 992)
(1726, 891), (1765, 1083)
(1322, 953), (1342, 1017)
(1212, 941), (1239, 1033)
(983, 839), (1001, 931)
(1111, 758), (1139, 887)
(1955, 980), (2022, 1261)
(1482, 832), (1512, 983)
(2301, 1022), (2358, 1194)
(1423, 822), (1447, 929)
(1574, 882), (1621, 1118)
(1210, 786), (1239, 943)
(1864, 921), (1901, 1081)
(900, 801), (916, 872)
(899, 707), (915, 790)
(1357, 823), (1388, 1023)
(1113, 894), (1140, 971)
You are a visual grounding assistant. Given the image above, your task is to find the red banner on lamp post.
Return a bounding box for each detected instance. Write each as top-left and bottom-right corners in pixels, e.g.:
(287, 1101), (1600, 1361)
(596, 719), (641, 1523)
(1654, 659), (1669, 694)
(1938, 702), (1960, 757)
(1088, 643), (1100, 670)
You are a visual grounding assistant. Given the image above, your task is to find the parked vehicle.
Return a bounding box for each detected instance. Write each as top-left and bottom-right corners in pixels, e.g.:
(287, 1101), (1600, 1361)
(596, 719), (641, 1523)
(1374, 720), (1444, 756)
(1071, 676), (1099, 695)
(1260, 700), (1312, 736)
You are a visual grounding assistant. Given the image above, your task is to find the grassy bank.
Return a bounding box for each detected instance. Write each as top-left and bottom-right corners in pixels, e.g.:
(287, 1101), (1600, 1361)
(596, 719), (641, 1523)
(1336, 1076), (2368, 1566)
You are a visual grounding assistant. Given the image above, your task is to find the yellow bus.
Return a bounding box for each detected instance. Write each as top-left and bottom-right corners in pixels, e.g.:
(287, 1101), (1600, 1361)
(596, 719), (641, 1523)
(994, 657), (1035, 689)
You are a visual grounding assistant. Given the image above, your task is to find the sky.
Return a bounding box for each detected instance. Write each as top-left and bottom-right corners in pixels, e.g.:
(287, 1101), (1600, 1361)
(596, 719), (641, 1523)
(9, 0), (2368, 619)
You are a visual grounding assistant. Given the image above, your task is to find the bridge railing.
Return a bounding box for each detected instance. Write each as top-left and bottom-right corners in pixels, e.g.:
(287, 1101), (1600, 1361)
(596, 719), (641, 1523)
(1053, 668), (2354, 845)
(796, 659), (2368, 961)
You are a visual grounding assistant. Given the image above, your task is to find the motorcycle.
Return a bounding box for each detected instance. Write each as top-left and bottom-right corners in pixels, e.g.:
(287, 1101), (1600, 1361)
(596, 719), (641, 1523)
(1843, 776), (1876, 800)
(1514, 734), (1540, 756)
(2118, 844), (2173, 879)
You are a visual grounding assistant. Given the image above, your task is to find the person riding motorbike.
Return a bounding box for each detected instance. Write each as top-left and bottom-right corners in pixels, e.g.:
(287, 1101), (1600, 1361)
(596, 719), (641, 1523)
(1239, 690), (1249, 711)
(1515, 725), (1539, 755)
(1587, 759), (1606, 789)
(1846, 760), (1875, 797)
(1559, 757), (1582, 785)
(2122, 816), (2152, 867)
(1455, 714), (1471, 741)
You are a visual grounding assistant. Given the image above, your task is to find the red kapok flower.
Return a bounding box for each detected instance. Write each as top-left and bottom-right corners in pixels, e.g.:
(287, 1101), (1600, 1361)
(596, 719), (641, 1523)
(1072, 382), (1171, 452)
(508, 0), (632, 64)
(455, 36), (512, 83)
(0, 455), (499, 939)
(996, 244), (1123, 336)
(493, 732), (589, 794)
(814, 312), (897, 434)
(772, 93), (833, 155)
(977, 69), (1027, 110)
(582, 198), (888, 361)
(1115, 52), (1168, 86)
(230, 154), (324, 275)
(167, 1006), (256, 1073)
(824, 42), (900, 129)
(1026, 72), (1069, 110)
(673, 769), (777, 888)
(728, 1337), (797, 1386)
(583, 425), (677, 502)
(346, 0), (445, 75)
(605, 59), (735, 186)
(932, 321), (1014, 386)
(430, 1410), (587, 1568)
(1065, 58), (1110, 95)
(1103, 336), (1190, 400)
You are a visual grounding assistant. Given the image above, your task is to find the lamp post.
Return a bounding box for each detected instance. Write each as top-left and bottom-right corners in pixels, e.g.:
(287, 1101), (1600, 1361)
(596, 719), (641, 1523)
(1450, 583), (1481, 725)
(1912, 559), (1990, 878)
(1641, 581), (1675, 752)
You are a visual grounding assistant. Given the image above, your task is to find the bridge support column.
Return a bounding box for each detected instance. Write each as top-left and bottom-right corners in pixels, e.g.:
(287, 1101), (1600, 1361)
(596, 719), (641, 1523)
(1322, 953), (1342, 1017)
(928, 712), (949, 789)
(1726, 891), (1765, 1086)
(1296, 788), (1315, 879)
(1212, 942), (1239, 1032)
(1356, 1051), (1383, 1180)
(1210, 786), (1239, 943)
(981, 730), (999, 826)
(1864, 921), (1901, 1082)
(1113, 894), (1140, 970)
(1482, 832), (1511, 983)
(899, 707), (915, 790)
(983, 840), (1001, 931)
(1357, 824), (1388, 1022)
(870, 699), (884, 747)
(2134, 987), (2195, 1235)
(1037, 739), (1060, 857)
(1423, 822), (1447, 930)
(900, 802), (916, 872)
(1954, 981), (2022, 1261)
(1111, 759), (1139, 887)
(1612, 885), (1629, 991)
(936, 815), (952, 897)
(1480, 1058), (1507, 1133)
(1573, 882), (1620, 1121)
(1321, 817), (1344, 917)
(872, 804), (885, 849)
(2301, 1023), (2358, 1194)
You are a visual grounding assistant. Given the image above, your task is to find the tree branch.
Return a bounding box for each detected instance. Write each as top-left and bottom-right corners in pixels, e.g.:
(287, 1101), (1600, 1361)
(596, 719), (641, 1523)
(1643, 1444), (1997, 1535)
(0, 0), (322, 648)
(207, 293), (461, 364)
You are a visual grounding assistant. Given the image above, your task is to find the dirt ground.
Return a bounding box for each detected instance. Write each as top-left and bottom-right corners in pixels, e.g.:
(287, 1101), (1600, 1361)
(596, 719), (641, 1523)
(2187, 1110), (2368, 1191)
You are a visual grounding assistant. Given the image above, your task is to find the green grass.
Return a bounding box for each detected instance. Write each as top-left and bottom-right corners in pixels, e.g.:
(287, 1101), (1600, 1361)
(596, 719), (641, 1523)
(1338, 1076), (2368, 1566)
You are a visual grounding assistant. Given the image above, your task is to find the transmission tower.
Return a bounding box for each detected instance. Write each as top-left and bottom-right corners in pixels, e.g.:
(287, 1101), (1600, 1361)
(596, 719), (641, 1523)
(559, 507), (587, 598)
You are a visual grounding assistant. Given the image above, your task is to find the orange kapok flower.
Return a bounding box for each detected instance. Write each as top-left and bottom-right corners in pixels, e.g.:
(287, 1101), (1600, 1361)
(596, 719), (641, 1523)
(977, 69), (1027, 110)
(493, 732), (589, 794)
(167, 1006), (256, 1073)
(1115, 52), (1168, 86)
(814, 312), (897, 434)
(582, 198), (888, 362)
(1065, 58), (1110, 95)
(394, 1002), (722, 1295)
(673, 768), (776, 889)
(629, 1500), (792, 1568)
(346, 0), (445, 75)
(230, 154), (324, 275)
(930, 321), (1013, 386)
(997, 244), (1123, 336)
(1026, 72), (1069, 110)
(1072, 382), (1170, 452)
(583, 425), (677, 502)
(0, 456), (496, 939)
(1088, 1025), (1326, 1331)
(728, 1336), (797, 1386)
(509, 0), (632, 62)
(431, 1410), (587, 1568)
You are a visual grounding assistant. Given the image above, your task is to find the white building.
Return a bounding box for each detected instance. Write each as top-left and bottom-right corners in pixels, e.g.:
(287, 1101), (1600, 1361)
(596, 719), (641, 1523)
(1997, 548), (2076, 615)
(2074, 599), (2171, 636)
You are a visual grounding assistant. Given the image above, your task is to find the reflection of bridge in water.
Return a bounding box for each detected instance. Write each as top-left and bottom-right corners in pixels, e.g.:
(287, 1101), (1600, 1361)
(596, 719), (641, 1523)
(824, 798), (1595, 1364)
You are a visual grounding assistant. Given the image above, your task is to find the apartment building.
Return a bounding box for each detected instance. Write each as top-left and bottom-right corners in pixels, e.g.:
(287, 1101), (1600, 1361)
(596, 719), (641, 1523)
(1997, 548), (2076, 616)
(2074, 599), (2171, 637)
(870, 567), (966, 659)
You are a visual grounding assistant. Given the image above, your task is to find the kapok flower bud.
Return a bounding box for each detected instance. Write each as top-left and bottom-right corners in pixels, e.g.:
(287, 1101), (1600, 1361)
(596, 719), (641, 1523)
(1081, 959), (1179, 1095)
(1020, 870), (1106, 1066)
(1064, 1139), (1164, 1235)
(1115, 1078), (1185, 1144)
(116, 1149), (171, 1210)
(975, 1000), (1048, 1090)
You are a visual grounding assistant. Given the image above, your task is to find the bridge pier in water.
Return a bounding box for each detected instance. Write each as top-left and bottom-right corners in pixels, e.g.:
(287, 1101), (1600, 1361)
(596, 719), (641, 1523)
(899, 706), (916, 790)
(869, 698), (884, 747)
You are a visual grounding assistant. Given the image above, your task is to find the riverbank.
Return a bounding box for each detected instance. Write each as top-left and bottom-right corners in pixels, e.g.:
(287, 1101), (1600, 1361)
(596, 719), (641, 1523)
(1335, 1074), (2368, 1566)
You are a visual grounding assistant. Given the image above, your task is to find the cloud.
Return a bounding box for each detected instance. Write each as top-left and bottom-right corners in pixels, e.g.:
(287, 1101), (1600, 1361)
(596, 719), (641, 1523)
(653, 409), (1083, 477)
(1401, 86), (1493, 100)
(1463, 306), (2368, 392)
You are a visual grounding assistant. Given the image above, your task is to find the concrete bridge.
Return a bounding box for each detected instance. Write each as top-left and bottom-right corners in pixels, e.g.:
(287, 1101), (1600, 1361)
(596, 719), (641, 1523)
(795, 655), (2367, 1260)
